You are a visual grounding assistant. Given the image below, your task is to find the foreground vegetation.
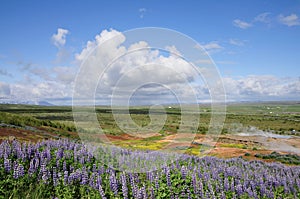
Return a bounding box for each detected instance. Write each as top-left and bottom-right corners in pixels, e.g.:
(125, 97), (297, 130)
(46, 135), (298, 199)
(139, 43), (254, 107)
(1, 139), (300, 199)
(254, 152), (300, 165)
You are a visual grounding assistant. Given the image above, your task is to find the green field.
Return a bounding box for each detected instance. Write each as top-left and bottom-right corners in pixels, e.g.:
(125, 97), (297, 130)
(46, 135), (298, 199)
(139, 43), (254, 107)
(0, 102), (299, 158)
(1, 102), (299, 136)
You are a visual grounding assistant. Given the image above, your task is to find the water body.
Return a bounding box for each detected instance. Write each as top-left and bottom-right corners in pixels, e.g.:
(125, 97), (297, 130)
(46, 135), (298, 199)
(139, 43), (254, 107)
(237, 132), (291, 139)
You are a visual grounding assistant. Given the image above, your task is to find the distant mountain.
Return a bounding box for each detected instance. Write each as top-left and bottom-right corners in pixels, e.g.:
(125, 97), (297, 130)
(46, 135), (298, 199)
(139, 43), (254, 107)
(0, 100), (54, 106)
(37, 101), (54, 106)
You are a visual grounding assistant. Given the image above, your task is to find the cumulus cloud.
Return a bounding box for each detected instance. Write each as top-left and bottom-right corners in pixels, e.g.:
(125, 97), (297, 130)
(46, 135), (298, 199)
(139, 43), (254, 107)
(165, 45), (182, 56)
(52, 28), (69, 47)
(223, 76), (300, 101)
(74, 29), (204, 105)
(278, 14), (300, 27)
(233, 19), (252, 29)
(3, 28), (299, 105)
(254, 12), (271, 23)
(10, 81), (71, 101)
(51, 28), (71, 64)
(53, 66), (77, 84)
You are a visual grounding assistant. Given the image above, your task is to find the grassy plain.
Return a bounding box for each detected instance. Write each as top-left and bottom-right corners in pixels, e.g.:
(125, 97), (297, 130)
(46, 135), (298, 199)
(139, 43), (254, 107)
(0, 102), (299, 163)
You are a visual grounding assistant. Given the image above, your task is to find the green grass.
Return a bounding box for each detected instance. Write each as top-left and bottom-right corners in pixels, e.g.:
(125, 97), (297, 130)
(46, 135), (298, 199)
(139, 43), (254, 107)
(0, 102), (299, 137)
(254, 151), (300, 165)
(219, 143), (247, 149)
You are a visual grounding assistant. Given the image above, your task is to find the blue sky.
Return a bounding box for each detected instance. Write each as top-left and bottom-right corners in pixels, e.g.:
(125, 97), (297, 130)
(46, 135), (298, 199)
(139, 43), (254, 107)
(0, 0), (299, 104)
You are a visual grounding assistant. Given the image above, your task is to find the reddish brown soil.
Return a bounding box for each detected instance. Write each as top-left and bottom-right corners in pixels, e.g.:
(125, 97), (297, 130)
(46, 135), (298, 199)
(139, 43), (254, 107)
(1, 126), (298, 165)
(0, 127), (44, 142)
(0, 126), (78, 143)
(106, 134), (142, 141)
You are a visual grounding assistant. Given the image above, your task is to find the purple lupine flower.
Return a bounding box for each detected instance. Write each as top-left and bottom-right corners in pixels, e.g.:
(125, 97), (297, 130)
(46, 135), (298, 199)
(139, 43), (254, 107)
(187, 189), (191, 199)
(92, 164), (97, 173)
(141, 185), (147, 199)
(56, 148), (63, 160)
(224, 177), (230, 191)
(96, 175), (103, 190)
(147, 171), (154, 183)
(42, 168), (49, 184)
(198, 179), (203, 197)
(34, 157), (39, 170)
(120, 173), (128, 199)
(181, 165), (187, 179)
(260, 184), (266, 197)
(81, 169), (88, 185)
(80, 156), (85, 165)
(56, 159), (60, 169)
(236, 184), (243, 196)
(137, 188), (143, 199)
(27, 144), (33, 158)
(68, 172), (76, 184)
(18, 164), (24, 177)
(154, 175), (159, 191)
(13, 163), (19, 179)
(207, 181), (215, 197)
(45, 148), (51, 160)
(28, 159), (36, 175)
(129, 173), (138, 198)
(53, 167), (58, 186)
(231, 178), (235, 192)
(57, 172), (62, 180)
(4, 158), (11, 172)
(89, 172), (96, 188)
(166, 167), (172, 188)
(98, 183), (106, 199)
(109, 173), (118, 196)
(192, 172), (197, 194)
(64, 171), (68, 185)
(149, 187), (154, 199)
(63, 161), (67, 171)
(220, 191), (226, 199)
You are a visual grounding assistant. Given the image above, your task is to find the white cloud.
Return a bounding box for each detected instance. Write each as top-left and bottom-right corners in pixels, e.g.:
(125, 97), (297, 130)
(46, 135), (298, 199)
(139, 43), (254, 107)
(0, 82), (10, 97)
(202, 42), (223, 50)
(223, 76), (300, 101)
(74, 29), (203, 105)
(165, 45), (182, 56)
(3, 28), (300, 105)
(229, 39), (245, 46)
(55, 48), (71, 63)
(233, 19), (252, 29)
(278, 14), (300, 27)
(199, 41), (223, 55)
(51, 28), (71, 64)
(29, 67), (51, 80)
(10, 81), (71, 101)
(139, 8), (146, 18)
(254, 12), (271, 23)
(53, 66), (77, 84)
(52, 28), (69, 47)
(75, 29), (124, 62)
